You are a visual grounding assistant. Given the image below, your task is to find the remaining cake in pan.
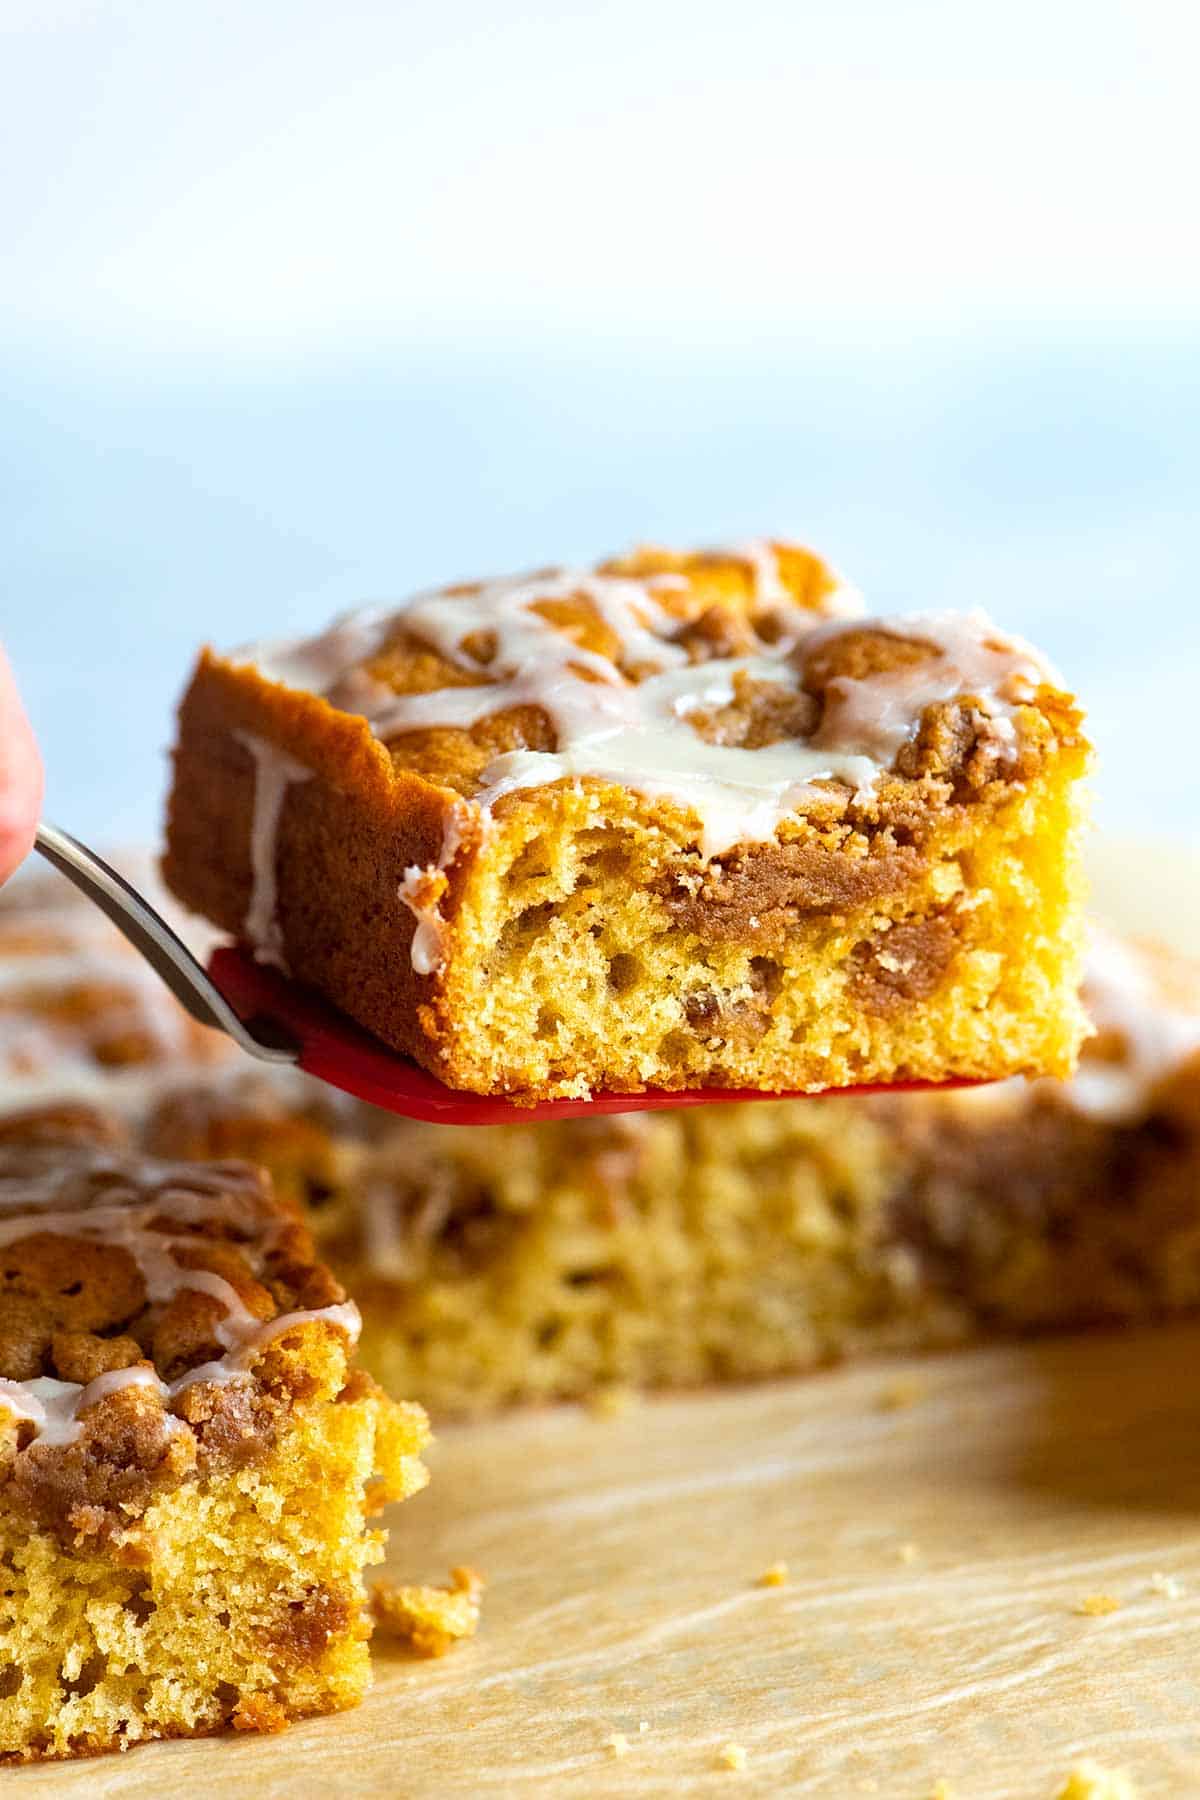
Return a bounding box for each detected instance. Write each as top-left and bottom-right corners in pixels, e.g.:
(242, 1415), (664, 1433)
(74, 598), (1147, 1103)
(9, 870), (1198, 1420)
(162, 540), (1091, 1098)
(0, 1111), (429, 1762)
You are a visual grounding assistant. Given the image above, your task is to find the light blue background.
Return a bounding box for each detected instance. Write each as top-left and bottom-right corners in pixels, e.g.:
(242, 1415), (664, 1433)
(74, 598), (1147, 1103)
(2, 2), (1197, 851)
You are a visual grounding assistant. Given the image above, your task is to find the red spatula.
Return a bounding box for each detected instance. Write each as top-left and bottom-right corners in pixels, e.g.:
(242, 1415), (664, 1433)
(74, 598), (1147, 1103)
(35, 823), (980, 1125)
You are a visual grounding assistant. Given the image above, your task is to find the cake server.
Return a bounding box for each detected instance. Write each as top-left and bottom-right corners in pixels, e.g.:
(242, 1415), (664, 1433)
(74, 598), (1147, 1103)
(33, 821), (976, 1125)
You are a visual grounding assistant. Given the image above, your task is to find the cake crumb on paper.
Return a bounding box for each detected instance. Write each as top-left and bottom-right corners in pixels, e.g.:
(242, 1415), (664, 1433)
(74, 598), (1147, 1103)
(605, 1732), (631, 1758)
(717, 1742), (748, 1771)
(588, 1384), (639, 1420)
(929, 1782), (956, 1800)
(232, 1692), (289, 1735)
(1148, 1570), (1183, 1599)
(371, 1565), (485, 1657)
(1074, 1592), (1121, 1617)
(1056, 1758), (1138, 1799)
(877, 1377), (926, 1412)
(757, 1561), (789, 1587)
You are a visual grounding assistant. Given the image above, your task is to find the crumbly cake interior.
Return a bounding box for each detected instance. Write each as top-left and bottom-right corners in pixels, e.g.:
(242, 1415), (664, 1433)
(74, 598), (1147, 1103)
(4, 876), (1197, 1421)
(1, 1387), (407, 1759)
(0, 1104), (428, 1761)
(371, 1565), (484, 1659)
(431, 743), (1085, 1098)
(163, 540), (1091, 1097)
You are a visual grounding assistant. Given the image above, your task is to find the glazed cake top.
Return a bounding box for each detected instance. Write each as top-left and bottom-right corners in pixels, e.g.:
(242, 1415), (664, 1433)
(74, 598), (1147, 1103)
(0, 1128), (357, 1457)
(233, 540), (1072, 860)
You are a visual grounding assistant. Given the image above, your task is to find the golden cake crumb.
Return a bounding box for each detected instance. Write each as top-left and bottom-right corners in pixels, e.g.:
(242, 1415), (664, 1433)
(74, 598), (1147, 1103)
(1074, 1593), (1121, 1617)
(232, 1693), (290, 1735)
(757, 1561), (789, 1587)
(371, 1565), (485, 1657)
(605, 1732), (631, 1758)
(717, 1743), (748, 1771)
(587, 1384), (639, 1420)
(1056, 1759), (1138, 1799)
(877, 1377), (927, 1412)
(1148, 1570), (1183, 1599)
(929, 1783), (955, 1800)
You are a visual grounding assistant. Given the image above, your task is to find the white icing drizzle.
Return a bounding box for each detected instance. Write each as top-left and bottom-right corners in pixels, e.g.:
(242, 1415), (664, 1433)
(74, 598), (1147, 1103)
(360, 1176), (407, 1279)
(246, 609), (392, 697)
(731, 538), (794, 607)
(397, 804), (471, 977)
(0, 1146), (359, 1447)
(0, 1057), (180, 1120)
(360, 1170), (454, 1282)
(397, 868), (444, 978)
(730, 535), (869, 614)
(1065, 928), (1200, 1124)
(466, 653), (880, 856)
(233, 729), (311, 967)
(0, 1367), (169, 1448)
(806, 609), (1057, 765)
(168, 1299), (361, 1398)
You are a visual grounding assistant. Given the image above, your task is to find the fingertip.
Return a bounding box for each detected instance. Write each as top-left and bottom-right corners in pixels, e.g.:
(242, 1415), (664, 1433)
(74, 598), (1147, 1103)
(0, 759), (42, 884)
(0, 647), (43, 885)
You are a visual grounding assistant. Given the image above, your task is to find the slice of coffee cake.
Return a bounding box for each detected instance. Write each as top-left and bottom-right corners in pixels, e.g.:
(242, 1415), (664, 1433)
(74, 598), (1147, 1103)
(163, 541), (1090, 1098)
(0, 1112), (428, 1761)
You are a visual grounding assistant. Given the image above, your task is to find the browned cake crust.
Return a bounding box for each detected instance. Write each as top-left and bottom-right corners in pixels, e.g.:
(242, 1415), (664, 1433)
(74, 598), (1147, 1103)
(162, 542), (1090, 1098)
(0, 1118), (347, 1547)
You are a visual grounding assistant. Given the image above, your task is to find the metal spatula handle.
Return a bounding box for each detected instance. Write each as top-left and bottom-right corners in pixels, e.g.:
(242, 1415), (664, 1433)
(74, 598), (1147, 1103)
(32, 822), (299, 1064)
